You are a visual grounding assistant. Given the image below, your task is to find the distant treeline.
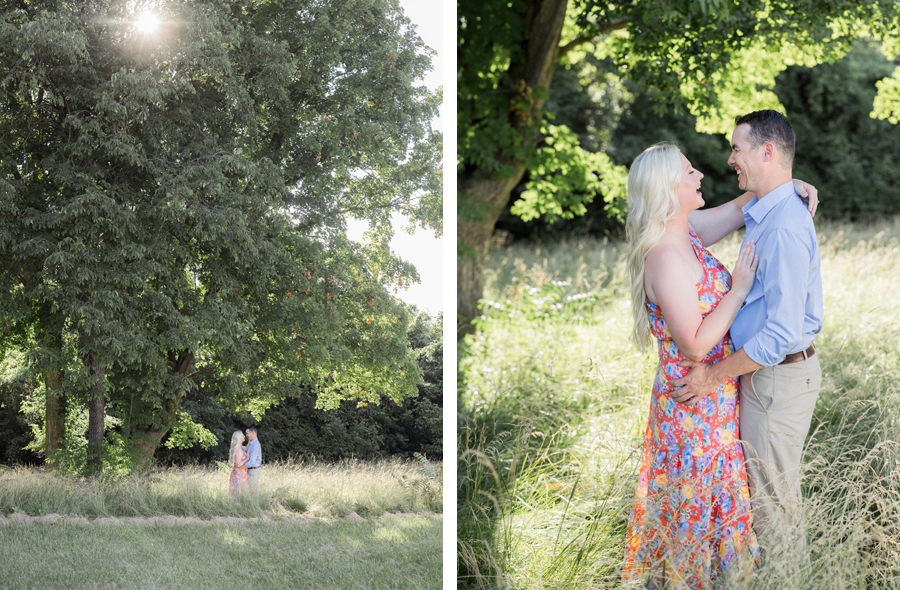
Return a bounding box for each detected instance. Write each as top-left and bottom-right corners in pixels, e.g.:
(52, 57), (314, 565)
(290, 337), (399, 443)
(497, 39), (900, 241)
(0, 312), (442, 466)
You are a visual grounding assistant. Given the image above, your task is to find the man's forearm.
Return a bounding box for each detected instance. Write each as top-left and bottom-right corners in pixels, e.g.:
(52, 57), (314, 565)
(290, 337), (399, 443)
(711, 347), (763, 383)
(671, 346), (766, 404)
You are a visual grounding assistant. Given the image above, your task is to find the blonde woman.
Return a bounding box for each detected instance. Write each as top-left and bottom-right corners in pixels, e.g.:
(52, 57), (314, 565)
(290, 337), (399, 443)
(228, 430), (249, 498)
(621, 143), (817, 587)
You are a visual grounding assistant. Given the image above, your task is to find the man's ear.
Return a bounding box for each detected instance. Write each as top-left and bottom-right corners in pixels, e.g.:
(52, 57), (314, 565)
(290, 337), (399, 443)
(762, 142), (776, 162)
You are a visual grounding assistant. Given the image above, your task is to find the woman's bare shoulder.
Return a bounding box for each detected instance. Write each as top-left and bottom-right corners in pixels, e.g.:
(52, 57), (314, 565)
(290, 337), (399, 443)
(645, 236), (692, 269)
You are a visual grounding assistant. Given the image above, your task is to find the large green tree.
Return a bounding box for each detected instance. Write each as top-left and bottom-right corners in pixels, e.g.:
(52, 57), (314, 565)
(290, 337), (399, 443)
(0, 0), (441, 470)
(457, 0), (900, 335)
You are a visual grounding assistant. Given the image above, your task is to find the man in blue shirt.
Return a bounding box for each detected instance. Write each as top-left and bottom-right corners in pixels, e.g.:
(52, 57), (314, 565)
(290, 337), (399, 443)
(245, 427), (262, 491)
(671, 110), (823, 549)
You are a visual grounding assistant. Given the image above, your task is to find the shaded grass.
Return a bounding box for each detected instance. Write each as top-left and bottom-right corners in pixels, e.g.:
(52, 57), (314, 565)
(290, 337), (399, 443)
(458, 218), (900, 589)
(0, 516), (442, 590)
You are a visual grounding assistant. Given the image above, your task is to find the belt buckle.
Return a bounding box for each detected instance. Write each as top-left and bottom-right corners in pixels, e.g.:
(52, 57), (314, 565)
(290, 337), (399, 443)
(783, 343), (815, 365)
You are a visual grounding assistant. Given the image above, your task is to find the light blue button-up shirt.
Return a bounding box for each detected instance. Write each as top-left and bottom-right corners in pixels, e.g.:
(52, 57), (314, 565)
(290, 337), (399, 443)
(246, 438), (262, 468)
(729, 181), (823, 366)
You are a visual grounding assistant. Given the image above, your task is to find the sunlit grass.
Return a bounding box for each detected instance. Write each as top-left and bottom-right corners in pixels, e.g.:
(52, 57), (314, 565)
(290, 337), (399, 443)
(0, 457), (442, 519)
(458, 218), (900, 589)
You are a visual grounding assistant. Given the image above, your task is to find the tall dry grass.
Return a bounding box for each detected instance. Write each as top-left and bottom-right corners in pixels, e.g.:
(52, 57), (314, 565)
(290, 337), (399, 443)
(458, 219), (900, 589)
(0, 457), (442, 519)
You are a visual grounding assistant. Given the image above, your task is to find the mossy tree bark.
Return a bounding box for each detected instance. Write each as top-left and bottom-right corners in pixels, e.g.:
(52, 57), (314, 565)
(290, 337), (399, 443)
(457, 0), (567, 335)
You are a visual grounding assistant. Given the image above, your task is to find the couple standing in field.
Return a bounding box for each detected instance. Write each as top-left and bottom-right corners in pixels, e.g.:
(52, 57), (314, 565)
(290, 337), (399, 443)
(229, 427), (262, 497)
(623, 110), (823, 587)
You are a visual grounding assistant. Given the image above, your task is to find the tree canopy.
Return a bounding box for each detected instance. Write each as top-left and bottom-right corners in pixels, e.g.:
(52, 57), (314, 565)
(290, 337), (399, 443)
(0, 0), (441, 470)
(457, 0), (900, 334)
(495, 38), (900, 242)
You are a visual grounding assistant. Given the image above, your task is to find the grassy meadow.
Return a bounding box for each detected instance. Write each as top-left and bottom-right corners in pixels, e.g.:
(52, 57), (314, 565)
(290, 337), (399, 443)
(458, 219), (900, 589)
(0, 458), (442, 589)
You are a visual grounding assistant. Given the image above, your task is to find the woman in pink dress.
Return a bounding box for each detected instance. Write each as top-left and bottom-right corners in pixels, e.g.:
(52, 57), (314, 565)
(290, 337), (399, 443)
(229, 430), (249, 498)
(622, 143), (817, 588)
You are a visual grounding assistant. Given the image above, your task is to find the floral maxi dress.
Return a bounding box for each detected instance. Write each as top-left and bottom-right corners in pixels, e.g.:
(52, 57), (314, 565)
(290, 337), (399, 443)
(229, 449), (249, 498)
(623, 229), (759, 589)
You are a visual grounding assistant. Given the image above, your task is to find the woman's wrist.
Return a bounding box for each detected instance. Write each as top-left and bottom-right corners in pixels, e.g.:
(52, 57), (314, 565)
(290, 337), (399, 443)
(727, 290), (746, 304)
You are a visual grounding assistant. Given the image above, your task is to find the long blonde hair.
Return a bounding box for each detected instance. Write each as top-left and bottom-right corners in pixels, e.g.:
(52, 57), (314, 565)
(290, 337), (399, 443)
(625, 143), (683, 350)
(229, 431), (245, 467)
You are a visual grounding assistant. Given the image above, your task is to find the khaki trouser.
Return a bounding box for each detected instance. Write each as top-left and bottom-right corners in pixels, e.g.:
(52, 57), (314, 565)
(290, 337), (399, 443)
(247, 467), (261, 491)
(739, 354), (821, 550)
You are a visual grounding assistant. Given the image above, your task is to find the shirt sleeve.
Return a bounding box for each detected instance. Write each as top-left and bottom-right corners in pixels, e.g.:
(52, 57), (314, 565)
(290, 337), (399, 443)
(742, 228), (812, 366)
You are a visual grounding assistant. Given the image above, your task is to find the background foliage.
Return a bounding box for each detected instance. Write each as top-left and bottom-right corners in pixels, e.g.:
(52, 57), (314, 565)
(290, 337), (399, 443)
(497, 39), (900, 241)
(0, 311), (442, 466)
(456, 0), (900, 333)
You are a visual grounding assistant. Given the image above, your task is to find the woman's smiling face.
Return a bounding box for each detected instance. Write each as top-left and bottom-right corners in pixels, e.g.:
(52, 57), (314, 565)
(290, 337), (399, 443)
(676, 152), (705, 211)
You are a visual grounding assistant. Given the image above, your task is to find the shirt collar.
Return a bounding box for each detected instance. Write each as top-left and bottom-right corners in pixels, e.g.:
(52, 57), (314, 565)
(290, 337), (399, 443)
(742, 181), (796, 224)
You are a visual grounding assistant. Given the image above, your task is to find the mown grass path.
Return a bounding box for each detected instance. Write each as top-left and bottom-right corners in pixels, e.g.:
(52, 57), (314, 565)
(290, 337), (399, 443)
(0, 516), (441, 589)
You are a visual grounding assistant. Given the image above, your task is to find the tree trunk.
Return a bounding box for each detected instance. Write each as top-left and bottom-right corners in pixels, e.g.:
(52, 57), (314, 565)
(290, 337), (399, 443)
(132, 351), (195, 466)
(457, 171), (527, 336)
(84, 352), (105, 474)
(457, 0), (569, 336)
(87, 393), (105, 472)
(132, 429), (168, 466)
(44, 369), (64, 469)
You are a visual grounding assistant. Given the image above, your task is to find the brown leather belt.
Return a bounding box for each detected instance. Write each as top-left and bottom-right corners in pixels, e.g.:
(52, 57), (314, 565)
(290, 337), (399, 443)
(778, 344), (816, 365)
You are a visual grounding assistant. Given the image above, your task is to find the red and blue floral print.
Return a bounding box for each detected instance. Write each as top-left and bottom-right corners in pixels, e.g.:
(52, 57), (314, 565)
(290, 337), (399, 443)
(624, 229), (759, 588)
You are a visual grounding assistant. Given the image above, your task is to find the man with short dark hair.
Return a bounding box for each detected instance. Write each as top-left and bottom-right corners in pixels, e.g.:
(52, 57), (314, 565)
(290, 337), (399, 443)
(670, 109), (824, 550)
(245, 427), (262, 491)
